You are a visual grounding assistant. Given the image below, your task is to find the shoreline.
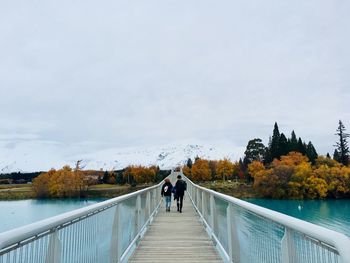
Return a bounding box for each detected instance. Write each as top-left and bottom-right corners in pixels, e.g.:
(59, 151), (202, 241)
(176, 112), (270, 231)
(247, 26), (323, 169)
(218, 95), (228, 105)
(0, 184), (153, 200)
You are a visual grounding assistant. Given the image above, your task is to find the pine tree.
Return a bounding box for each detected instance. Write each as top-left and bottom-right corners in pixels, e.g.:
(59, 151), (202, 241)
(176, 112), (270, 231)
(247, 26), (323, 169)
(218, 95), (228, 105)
(278, 133), (289, 157)
(326, 153), (331, 159)
(297, 138), (306, 155)
(270, 122), (281, 161)
(289, 130), (298, 152)
(305, 141), (318, 164)
(334, 120), (350, 165)
(102, 171), (109, 184)
(186, 158), (193, 169)
(333, 149), (341, 162)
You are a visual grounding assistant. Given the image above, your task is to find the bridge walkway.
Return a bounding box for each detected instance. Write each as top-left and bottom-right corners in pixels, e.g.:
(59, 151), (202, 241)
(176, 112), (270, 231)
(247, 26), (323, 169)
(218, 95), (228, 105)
(129, 193), (222, 263)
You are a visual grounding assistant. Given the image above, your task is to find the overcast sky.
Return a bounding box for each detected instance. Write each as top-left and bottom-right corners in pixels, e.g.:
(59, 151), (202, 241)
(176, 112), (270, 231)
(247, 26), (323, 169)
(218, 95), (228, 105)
(0, 0), (349, 162)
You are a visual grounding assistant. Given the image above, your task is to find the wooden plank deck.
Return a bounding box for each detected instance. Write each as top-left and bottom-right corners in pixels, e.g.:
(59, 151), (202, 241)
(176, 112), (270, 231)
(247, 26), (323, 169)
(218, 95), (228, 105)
(129, 193), (223, 263)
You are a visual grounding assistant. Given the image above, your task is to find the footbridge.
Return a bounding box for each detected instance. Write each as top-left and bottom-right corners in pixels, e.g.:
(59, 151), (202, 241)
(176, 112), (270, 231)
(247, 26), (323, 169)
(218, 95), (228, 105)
(0, 172), (349, 263)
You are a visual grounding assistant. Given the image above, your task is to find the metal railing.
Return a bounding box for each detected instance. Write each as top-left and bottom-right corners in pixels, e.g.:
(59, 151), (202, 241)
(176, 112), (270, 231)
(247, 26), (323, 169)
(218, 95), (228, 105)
(185, 175), (350, 263)
(0, 173), (176, 263)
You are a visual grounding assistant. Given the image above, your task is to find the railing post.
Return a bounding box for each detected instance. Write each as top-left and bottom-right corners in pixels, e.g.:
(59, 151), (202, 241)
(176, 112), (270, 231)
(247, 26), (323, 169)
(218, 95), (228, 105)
(201, 191), (206, 219)
(196, 188), (201, 211)
(152, 189), (157, 210)
(227, 203), (240, 263)
(146, 191), (151, 219)
(210, 194), (216, 231)
(135, 195), (141, 232)
(110, 204), (121, 263)
(281, 228), (296, 263)
(45, 229), (61, 263)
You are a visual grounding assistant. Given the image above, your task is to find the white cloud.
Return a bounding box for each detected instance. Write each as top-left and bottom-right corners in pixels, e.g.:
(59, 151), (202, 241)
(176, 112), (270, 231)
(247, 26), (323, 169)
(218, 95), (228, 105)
(0, 0), (349, 170)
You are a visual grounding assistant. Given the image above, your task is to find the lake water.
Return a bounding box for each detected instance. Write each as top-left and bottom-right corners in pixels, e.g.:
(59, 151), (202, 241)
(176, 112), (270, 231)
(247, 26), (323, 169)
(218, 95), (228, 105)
(0, 199), (104, 233)
(0, 198), (349, 237)
(245, 198), (350, 237)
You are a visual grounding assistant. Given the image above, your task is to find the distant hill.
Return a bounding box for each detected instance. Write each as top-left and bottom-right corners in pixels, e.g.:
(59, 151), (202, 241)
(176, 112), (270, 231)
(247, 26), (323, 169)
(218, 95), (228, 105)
(0, 141), (244, 173)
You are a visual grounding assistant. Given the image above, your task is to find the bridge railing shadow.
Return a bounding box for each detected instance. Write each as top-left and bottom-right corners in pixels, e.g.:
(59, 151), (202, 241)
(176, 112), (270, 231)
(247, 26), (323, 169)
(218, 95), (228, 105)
(183, 174), (350, 263)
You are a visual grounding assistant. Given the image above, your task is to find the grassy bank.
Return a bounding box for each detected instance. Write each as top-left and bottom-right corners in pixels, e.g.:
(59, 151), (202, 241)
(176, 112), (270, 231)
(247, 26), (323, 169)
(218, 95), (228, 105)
(0, 183), (155, 200)
(198, 181), (260, 199)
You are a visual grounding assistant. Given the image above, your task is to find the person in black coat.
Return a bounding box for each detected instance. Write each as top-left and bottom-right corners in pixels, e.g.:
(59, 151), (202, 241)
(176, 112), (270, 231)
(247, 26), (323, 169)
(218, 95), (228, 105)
(161, 178), (173, 212)
(174, 175), (187, 213)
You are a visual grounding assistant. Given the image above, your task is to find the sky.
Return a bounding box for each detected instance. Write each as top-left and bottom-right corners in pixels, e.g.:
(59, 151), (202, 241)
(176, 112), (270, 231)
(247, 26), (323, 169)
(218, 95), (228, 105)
(0, 0), (349, 170)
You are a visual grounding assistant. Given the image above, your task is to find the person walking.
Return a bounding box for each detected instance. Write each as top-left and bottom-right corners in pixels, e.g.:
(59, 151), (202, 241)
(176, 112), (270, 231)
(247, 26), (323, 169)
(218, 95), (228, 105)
(161, 178), (173, 212)
(174, 175), (187, 213)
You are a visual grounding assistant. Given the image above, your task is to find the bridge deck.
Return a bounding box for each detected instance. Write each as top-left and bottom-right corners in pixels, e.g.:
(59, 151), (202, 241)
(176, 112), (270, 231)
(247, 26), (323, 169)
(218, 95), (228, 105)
(129, 193), (222, 263)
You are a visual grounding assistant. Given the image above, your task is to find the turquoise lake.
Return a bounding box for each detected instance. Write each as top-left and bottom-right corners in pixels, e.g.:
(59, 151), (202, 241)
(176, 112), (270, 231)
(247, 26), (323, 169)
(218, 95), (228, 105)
(0, 198), (349, 238)
(0, 199), (104, 233)
(245, 198), (350, 237)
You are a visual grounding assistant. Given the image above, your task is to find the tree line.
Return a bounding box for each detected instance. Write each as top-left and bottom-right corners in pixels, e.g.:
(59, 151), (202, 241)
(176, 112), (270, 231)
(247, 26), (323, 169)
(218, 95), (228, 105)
(183, 120), (350, 199)
(32, 164), (170, 198)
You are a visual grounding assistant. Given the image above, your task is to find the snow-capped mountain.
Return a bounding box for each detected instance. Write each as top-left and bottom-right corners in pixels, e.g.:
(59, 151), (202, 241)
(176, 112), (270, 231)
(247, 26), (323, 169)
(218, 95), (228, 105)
(0, 141), (244, 173)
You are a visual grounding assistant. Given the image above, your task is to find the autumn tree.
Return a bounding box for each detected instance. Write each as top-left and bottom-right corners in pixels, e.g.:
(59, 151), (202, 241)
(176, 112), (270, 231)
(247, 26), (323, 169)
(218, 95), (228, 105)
(191, 159), (211, 181)
(335, 120), (349, 165)
(208, 160), (218, 180)
(33, 166), (86, 198)
(216, 158), (234, 181)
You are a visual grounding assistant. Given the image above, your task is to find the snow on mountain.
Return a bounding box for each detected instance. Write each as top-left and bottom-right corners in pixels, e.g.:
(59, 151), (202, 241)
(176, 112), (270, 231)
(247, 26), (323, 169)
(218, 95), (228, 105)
(0, 140), (244, 173)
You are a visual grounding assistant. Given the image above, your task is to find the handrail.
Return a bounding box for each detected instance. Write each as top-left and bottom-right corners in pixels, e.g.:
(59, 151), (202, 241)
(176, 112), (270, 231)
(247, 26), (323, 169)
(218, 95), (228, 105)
(0, 174), (170, 263)
(184, 175), (350, 263)
(0, 184), (160, 250)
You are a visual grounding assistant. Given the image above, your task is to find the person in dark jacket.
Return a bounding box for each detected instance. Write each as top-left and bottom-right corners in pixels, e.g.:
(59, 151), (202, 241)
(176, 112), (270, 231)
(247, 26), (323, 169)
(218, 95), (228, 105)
(174, 175), (187, 213)
(161, 178), (173, 212)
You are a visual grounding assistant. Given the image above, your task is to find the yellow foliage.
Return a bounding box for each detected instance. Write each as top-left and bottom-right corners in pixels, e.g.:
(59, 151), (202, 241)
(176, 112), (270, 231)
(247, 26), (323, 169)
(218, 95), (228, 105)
(305, 176), (328, 199)
(191, 159), (211, 181)
(274, 152), (309, 167)
(182, 166), (191, 178)
(33, 166), (86, 198)
(216, 158), (234, 181)
(248, 161), (265, 178)
(123, 165), (156, 184)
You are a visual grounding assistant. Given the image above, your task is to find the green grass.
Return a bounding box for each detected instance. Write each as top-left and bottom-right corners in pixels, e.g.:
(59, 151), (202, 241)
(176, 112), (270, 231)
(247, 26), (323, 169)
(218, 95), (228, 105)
(0, 183), (156, 200)
(199, 180), (259, 199)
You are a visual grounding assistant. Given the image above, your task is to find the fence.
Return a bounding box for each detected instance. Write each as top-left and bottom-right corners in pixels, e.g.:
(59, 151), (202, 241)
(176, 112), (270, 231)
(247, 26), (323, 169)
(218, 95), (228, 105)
(185, 176), (350, 263)
(0, 174), (171, 263)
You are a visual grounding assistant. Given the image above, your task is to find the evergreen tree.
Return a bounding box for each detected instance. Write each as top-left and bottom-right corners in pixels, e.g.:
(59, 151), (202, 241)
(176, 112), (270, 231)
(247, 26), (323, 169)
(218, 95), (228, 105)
(326, 153), (331, 159)
(289, 130), (299, 152)
(244, 138), (266, 163)
(333, 149), (340, 162)
(186, 158), (193, 169)
(278, 133), (289, 157)
(102, 171), (109, 184)
(194, 156), (200, 163)
(334, 120), (350, 165)
(297, 138), (306, 155)
(263, 147), (272, 165)
(305, 141), (318, 164)
(270, 122), (281, 161)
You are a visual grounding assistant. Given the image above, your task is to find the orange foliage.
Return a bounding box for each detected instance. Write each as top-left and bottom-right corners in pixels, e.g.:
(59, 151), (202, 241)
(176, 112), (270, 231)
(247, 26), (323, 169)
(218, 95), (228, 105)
(191, 159), (211, 181)
(216, 158), (234, 181)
